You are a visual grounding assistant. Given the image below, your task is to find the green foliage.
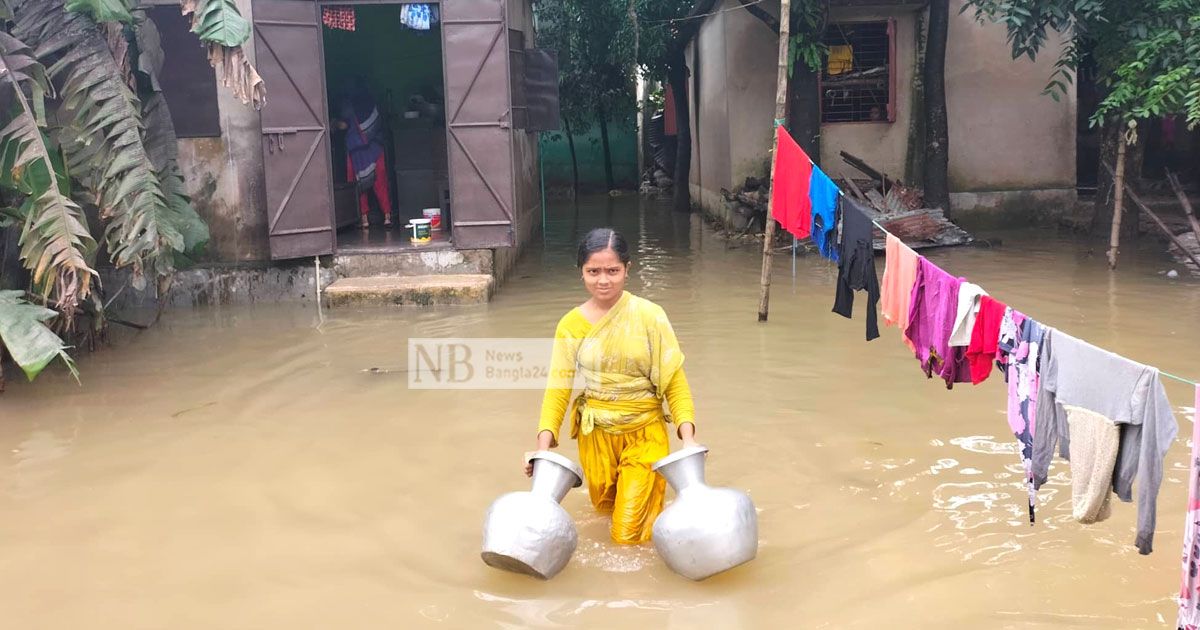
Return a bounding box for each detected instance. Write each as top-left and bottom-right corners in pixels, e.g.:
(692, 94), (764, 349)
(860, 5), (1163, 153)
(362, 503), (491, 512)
(0, 289), (76, 381)
(187, 0), (251, 48)
(788, 3), (828, 77)
(0, 31), (96, 313)
(963, 0), (1200, 127)
(13, 0), (187, 289)
(65, 0), (134, 24)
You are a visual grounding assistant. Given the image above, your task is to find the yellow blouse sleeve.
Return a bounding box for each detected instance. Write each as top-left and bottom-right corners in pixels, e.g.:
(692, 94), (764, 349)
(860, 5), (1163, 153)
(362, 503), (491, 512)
(537, 313), (584, 445)
(662, 367), (696, 428)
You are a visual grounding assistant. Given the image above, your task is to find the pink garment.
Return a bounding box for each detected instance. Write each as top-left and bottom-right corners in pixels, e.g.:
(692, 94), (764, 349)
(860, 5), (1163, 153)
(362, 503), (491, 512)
(880, 234), (920, 350)
(904, 258), (971, 388)
(1177, 385), (1200, 629)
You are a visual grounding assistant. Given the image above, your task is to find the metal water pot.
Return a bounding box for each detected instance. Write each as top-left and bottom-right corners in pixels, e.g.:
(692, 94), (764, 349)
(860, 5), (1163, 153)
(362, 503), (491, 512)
(651, 446), (758, 580)
(481, 450), (584, 579)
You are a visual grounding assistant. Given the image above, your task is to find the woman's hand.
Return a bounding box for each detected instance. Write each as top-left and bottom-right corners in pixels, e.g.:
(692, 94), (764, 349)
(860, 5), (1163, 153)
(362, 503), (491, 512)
(524, 430), (556, 477)
(678, 422), (699, 449)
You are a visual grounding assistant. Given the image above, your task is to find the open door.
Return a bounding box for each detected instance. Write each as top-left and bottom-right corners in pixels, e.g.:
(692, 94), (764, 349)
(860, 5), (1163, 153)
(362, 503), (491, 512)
(443, 0), (515, 249)
(253, 0), (336, 259)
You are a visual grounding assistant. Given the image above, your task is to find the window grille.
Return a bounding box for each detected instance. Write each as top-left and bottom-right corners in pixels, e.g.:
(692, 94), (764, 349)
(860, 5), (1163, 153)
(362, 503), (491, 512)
(821, 21), (893, 124)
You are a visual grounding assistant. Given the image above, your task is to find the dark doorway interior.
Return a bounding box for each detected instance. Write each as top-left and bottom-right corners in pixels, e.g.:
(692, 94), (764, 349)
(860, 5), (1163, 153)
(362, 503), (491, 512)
(321, 3), (452, 253)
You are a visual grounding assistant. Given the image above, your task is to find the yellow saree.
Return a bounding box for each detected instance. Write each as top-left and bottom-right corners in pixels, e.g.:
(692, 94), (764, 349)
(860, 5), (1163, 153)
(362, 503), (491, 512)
(537, 291), (695, 543)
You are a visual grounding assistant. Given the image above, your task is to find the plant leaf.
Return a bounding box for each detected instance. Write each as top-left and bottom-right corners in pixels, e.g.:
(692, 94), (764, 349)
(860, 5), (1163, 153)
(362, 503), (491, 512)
(0, 290), (77, 382)
(65, 0), (133, 25)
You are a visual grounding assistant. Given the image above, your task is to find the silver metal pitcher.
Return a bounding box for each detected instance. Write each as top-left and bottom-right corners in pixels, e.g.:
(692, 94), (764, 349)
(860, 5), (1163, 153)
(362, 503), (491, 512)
(651, 446), (758, 580)
(481, 450), (584, 579)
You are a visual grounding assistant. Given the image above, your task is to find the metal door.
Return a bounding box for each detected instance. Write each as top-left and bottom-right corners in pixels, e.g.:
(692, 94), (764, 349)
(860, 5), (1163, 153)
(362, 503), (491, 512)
(443, 0), (515, 249)
(253, 0), (335, 259)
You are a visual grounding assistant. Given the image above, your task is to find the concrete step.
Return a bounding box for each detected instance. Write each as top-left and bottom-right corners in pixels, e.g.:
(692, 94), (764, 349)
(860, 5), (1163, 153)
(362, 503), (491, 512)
(332, 249), (492, 278)
(323, 274), (493, 307)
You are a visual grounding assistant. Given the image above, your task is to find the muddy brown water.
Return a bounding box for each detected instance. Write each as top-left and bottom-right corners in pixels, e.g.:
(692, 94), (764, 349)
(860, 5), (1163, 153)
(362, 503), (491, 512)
(2, 196), (1199, 628)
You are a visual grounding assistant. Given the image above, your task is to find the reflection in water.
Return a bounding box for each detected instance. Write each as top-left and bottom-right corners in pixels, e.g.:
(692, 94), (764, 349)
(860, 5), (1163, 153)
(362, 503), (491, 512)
(0, 195), (1198, 627)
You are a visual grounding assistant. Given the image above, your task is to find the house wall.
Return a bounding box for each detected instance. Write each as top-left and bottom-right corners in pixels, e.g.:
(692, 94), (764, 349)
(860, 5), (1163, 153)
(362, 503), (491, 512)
(173, 0), (271, 263)
(687, 0), (1077, 221)
(686, 0), (777, 223)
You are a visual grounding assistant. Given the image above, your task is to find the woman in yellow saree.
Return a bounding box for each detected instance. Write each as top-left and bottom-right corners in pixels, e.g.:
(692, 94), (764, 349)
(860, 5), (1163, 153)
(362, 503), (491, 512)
(526, 228), (698, 544)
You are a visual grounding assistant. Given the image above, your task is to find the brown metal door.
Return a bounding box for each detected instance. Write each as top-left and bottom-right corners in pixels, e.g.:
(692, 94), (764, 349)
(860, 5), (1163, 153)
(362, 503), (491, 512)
(253, 0), (335, 259)
(443, 0), (515, 249)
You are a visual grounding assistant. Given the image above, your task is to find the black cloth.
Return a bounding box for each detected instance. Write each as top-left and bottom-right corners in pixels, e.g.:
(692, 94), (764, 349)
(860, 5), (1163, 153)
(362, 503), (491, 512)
(832, 197), (880, 341)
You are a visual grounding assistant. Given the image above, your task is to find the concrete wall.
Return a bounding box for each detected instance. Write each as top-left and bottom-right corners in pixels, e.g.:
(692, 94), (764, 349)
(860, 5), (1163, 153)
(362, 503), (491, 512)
(174, 0), (271, 263)
(687, 0), (1077, 220)
(686, 0), (778, 222)
(818, 9), (918, 182)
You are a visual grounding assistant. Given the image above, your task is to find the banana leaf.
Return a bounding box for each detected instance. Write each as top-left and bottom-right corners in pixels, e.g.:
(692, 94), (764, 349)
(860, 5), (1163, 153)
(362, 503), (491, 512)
(13, 0), (184, 289)
(65, 0), (133, 25)
(0, 289), (77, 381)
(179, 0), (264, 108)
(0, 31), (96, 314)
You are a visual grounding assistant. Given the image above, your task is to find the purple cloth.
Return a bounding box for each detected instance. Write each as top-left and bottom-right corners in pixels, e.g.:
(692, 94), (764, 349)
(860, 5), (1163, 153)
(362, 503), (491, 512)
(904, 258), (971, 388)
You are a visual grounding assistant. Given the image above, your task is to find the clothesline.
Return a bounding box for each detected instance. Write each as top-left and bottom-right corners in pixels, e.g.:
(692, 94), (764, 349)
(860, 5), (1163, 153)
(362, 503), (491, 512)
(777, 138), (1200, 388)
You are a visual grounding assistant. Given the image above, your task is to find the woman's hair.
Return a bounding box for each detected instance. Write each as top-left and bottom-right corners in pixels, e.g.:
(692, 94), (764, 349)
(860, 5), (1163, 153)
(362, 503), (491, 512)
(576, 228), (631, 268)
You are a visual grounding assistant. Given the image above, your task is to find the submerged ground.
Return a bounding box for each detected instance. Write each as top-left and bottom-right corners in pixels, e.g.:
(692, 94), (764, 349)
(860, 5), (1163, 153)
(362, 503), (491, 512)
(2, 195), (1198, 628)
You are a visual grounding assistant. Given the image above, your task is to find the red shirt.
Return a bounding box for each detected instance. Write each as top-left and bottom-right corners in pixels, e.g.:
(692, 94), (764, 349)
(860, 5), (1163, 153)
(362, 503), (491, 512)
(770, 127), (813, 239)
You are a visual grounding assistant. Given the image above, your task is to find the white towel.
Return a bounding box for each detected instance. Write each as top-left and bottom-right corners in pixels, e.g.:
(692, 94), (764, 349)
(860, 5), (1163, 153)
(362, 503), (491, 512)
(1063, 405), (1120, 524)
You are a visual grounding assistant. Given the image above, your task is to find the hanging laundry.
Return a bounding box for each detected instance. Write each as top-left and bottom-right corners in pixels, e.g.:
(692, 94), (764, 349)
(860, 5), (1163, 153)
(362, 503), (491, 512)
(965, 294), (1007, 384)
(831, 197), (879, 341)
(1062, 405), (1121, 523)
(323, 6), (356, 31)
(1177, 385), (1200, 630)
(1033, 328), (1179, 554)
(400, 4), (438, 31)
(770, 126), (813, 240)
(904, 258), (971, 388)
(810, 166), (840, 262)
(880, 234), (920, 350)
(948, 281), (988, 347)
(996, 309), (1045, 524)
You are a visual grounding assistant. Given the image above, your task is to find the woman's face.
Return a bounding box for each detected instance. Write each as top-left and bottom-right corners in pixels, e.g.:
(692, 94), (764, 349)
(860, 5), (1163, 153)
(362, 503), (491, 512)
(581, 248), (628, 302)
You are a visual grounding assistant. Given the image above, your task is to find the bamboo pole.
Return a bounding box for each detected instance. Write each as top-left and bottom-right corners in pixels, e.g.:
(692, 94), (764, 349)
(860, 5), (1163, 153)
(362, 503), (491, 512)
(1166, 168), (1200, 241)
(1106, 138), (1127, 269)
(757, 0), (791, 322)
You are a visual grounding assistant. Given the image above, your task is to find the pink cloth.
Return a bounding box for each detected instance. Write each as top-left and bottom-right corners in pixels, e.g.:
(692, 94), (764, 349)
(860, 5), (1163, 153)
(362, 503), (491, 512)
(1178, 385), (1200, 629)
(880, 234), (920, 350)
(904, 258), (971, 388)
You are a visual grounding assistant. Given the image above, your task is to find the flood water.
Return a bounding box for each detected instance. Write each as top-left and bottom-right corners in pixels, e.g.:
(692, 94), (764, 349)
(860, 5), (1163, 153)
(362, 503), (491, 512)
(3, 195), (1199, 628)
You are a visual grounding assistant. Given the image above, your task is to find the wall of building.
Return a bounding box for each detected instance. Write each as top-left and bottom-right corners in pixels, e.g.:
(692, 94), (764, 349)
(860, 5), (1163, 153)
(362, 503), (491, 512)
(818, 9), (918, 182)
(687, 0), (1077, 220)
(540, 114), (639, 190)
(174, 0), (271, 263)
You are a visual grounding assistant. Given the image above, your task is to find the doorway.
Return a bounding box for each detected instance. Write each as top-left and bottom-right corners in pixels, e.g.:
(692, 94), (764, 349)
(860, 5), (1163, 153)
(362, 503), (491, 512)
(320, 2), (451, 253)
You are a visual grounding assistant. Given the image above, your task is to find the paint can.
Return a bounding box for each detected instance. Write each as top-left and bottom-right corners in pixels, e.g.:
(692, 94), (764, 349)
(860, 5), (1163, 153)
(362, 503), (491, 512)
(405, 218), (432, 244)
(422, 207), (442, 230)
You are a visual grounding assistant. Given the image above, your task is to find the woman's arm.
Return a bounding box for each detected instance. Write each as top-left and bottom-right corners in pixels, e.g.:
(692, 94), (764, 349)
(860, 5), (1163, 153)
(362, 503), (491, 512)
(663, 368), (698, 446)
(525, 320), (577, 476)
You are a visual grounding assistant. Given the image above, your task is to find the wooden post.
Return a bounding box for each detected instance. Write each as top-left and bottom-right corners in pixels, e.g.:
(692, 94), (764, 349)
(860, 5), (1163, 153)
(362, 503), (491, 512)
(1103, 162), (1200, 272)
(1106, 138), (1127, 269)
(757, 0), (791, 322)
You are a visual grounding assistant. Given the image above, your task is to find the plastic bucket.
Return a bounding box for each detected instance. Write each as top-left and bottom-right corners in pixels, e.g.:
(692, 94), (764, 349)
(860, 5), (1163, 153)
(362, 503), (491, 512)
(422, 207), (442, 230)
(405, 218), (432, 243)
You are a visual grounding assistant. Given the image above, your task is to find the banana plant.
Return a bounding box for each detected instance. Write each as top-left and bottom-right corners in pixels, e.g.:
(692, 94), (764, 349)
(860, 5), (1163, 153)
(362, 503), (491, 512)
(0, 289), (77, 388)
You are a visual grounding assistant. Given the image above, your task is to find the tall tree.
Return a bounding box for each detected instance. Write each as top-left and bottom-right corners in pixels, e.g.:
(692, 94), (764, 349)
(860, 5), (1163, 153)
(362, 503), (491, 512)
(963, 0), (1200, 236)
(923, 0), (950, 212)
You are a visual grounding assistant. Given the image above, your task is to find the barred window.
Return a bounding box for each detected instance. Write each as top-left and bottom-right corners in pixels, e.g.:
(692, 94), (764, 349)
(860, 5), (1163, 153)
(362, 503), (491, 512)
(821, 21), (894, 124)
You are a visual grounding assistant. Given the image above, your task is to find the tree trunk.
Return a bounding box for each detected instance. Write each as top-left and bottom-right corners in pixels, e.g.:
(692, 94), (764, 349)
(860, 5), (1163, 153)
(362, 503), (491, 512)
(758, 0), (791, 322)
(923, 0), (950, 214)
(564, 117), (580, 198)
(1106, 139), (1127, 269)
(667, 52), (692, 214)
(597, 105), (615, 191)
(787, 60), (821, 160)
(1092, 123), (1143, 238)
(904, 10), (928, 185)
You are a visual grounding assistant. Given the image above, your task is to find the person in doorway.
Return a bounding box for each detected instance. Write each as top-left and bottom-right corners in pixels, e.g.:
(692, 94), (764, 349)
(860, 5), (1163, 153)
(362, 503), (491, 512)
(335, 77), (393, 229)
(525, 228), (699, 544)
